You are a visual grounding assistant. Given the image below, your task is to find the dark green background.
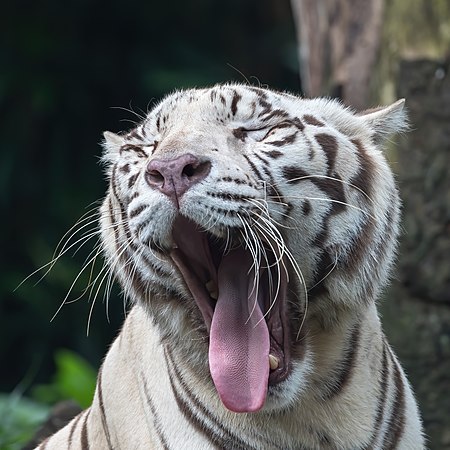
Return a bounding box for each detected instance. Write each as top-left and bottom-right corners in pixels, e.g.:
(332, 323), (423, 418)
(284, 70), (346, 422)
(1, 0), (299, 394)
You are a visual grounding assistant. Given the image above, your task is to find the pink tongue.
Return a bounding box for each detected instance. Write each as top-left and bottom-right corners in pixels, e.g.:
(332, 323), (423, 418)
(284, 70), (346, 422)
(209, 248), (270, 413)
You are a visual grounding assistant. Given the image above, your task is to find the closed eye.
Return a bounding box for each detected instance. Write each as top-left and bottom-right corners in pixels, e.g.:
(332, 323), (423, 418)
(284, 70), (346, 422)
(246, 121), (294, 142)
(246, 128), (270, 141)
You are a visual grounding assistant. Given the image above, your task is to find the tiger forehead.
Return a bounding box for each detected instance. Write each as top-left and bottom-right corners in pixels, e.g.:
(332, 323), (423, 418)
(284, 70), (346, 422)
(149, 85), (289, 127)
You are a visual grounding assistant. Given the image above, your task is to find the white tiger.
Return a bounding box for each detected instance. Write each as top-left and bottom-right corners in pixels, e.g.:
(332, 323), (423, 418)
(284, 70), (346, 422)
(36, 84), (424, 449)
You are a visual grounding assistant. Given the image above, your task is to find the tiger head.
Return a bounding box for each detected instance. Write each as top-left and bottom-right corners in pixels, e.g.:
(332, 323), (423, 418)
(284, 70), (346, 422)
(100, 84), (406, 413)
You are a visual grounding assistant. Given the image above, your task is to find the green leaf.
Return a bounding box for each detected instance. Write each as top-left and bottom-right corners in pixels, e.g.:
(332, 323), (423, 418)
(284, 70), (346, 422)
(32, 349), (96, 409)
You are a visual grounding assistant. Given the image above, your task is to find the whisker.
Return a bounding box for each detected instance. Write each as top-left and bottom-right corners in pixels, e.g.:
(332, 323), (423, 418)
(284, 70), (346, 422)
(238, 217), (263, 323)
(309, 253), (339, 291)
(270, 195), (375, 221)
(281, 174), (374, 205)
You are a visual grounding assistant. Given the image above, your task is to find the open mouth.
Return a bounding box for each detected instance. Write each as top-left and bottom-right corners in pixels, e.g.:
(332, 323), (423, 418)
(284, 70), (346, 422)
(170, 215), (291, 413)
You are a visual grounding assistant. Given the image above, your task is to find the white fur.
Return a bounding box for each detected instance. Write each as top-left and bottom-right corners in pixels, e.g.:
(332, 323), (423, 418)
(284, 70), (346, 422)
(37, 84), (423, 449)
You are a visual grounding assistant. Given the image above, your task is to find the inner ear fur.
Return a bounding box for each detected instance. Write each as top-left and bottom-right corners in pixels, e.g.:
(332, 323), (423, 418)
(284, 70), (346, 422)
(358, 99), (408, 145)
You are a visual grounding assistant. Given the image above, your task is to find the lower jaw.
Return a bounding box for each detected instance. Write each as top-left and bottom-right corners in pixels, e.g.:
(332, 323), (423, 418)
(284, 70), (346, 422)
(269, 362), (291, 385)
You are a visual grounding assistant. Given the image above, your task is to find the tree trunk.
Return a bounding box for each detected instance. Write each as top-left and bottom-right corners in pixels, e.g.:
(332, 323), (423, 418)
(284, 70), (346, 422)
(290, 0), (384, 109)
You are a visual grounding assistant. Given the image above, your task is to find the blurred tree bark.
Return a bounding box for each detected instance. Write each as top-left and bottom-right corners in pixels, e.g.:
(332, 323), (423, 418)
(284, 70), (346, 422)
(290, 0), (384, 109)
(290, 1), (450, 449)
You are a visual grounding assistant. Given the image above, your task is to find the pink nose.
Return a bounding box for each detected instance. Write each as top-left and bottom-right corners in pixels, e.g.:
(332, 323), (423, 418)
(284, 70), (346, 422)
(145, 154), (211, 207)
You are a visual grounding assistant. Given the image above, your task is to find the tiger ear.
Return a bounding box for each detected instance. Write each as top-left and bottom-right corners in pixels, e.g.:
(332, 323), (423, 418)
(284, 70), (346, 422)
(358, 99), (408, 145)
(102, 131), (124, 164)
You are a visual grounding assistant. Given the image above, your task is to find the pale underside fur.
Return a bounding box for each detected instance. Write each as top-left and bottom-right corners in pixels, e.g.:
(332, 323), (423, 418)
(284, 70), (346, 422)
(36, 84), (424, 449)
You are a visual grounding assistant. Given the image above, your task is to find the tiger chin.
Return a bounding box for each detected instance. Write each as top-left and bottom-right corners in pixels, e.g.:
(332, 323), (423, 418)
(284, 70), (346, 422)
(36, 84), (424, 449)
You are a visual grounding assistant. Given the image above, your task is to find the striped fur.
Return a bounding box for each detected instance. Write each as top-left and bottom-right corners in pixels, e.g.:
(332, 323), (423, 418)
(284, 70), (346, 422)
(37, 84), (424, 449)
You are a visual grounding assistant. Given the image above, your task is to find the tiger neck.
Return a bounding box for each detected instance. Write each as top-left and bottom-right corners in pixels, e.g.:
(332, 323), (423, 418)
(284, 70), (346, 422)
(123, 302), (383, 447)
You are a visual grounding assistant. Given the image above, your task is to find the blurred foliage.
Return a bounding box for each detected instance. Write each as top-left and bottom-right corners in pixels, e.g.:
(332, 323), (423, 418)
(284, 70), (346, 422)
(0, 0), (299, 433)
(0, 394), (49, 450)
(32, 349), (96, 409)
(374, 0), (450, 105)
(384, 0), (450, 58)
(0, 350), (95, 449)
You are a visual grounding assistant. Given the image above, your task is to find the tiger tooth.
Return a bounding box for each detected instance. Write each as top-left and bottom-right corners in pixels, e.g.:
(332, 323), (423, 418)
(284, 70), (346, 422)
(269, 354), (279, 370)
(205, 280), (218, 300)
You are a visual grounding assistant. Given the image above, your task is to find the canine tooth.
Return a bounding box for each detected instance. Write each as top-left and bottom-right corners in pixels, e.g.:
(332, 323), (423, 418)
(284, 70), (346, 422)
(269, 354), (279, 370)
(205, 280), (218, 300)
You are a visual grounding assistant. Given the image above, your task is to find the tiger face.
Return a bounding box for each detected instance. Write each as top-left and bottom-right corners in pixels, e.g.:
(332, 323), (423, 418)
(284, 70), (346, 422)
(101, 84), (405, 414)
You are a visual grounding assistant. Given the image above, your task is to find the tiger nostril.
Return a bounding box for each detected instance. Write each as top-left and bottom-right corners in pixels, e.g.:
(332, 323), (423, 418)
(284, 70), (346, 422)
(145, 169), (165, 186)
(182, 164), (196, 178)
(183, 161), (211, 179)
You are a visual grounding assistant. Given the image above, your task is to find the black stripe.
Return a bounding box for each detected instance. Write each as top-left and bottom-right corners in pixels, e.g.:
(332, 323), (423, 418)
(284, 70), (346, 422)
(68, 411), (85, 448)
(315, 133), (338, 177)
(230, 91), (241, 116)
(249, 88), (273, 117)
(207, 205), (239, 217)
(365, 341), (389, 449)
(381, 351), (406, 449)
(265, 132), (297, 147)
(302, 200), (311, 215)
(323, 324), (361, 399)
(303, 114), (325, 127)
(97, 366), (114, 449)
(108, 196), (118, 228)
(80, 409), (90, 449)
(282, 165), (308, 185)
(110, 166), (123, 209)
(141, 374), (171, 450)
(262, 149), (284, 159)
(164, 346), (259, 450)
(350, 139), (376, 198)
(260, 109), (289, 122)
(142, 252), (172, 278)
(128, 203), (149, 219)
(156, 112), (161, 132)
(282, 167), (347, 214)
(119, 163), (130, 174)
(121, 247), (148, 294)
(109, 198), (122, 258)
(129, 191), (140, 201)
(232, 127), (247, 141)
(309, 250), (333, 298)
(253, 152), (270, 166)
(219, 176), (254, 187)
(344, 215), (376, 276)
(261, 165), (292, 217)
(151, 140), (159, 155)
(126, 129), (144, 142)
(128, 172), (139, 189)
(207, 191), (251, 202)
(292, 116), (305, 131)
(120, 144), (147, 158)
(243, 154), (263, 180)
(111, 167), (137, 248)
(165, 355), (224, 448)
